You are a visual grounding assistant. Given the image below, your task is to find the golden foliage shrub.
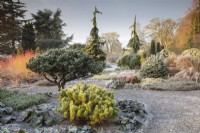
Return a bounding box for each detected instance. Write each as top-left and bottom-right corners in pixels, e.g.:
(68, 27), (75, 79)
(0, 51), (37, 85)
(57, 83), (119, 124)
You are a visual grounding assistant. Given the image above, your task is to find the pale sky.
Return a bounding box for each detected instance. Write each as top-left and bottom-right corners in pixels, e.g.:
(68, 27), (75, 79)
(21, 0), (192, 45)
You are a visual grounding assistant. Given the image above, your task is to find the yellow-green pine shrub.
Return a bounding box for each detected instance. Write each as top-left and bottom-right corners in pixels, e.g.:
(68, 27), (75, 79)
(57, 83), (119, 124)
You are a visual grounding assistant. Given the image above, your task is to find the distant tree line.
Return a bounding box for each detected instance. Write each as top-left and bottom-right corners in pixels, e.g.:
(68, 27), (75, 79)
(0, 0), (72, 55)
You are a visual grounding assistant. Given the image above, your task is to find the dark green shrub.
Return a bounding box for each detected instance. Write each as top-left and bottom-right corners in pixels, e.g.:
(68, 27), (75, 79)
(27, 49), (103, 90)
(140, 55), (168, 78)
(150, 40), (156, 55)
(118, 54), (141, 69)
(156, 42), (161, 53)
(21, 22), (36, 51)
(57, 83), (119, 125)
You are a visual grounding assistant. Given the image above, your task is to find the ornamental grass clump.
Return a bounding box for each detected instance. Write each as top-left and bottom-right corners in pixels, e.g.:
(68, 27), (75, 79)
(140, 55), (168, 78)
(57, 83), (119, 125)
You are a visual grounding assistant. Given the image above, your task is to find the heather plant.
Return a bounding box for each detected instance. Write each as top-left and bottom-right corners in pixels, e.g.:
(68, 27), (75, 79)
(107, 78), (125, 89)
(0, 89), (47, 110)
(57, 83), (119, 124)
(27, 49), (103, 90)
(141, 79), (200, 91)
(140, 55), (168, 78)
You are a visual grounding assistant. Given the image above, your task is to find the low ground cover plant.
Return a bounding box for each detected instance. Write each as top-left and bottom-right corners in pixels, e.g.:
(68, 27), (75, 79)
(0, 89), (47, 110)
(141, 79), (200, 91)
(107, 78), (126, 89)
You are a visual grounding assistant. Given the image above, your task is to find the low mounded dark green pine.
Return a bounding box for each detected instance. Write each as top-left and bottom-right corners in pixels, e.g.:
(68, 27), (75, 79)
(27, 49), (104, 90)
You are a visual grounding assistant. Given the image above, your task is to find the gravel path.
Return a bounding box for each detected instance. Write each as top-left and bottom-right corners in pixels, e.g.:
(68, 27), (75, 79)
(114, 89), (200, 133)
(13, 79), (200, 133)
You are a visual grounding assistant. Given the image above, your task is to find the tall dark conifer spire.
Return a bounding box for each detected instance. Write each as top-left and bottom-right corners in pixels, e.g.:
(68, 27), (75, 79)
(127, 15), (140, 53)
(84, 7), (106, 62)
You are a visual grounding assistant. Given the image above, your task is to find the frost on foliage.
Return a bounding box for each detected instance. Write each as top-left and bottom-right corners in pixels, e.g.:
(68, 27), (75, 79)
(27, 49), (104, 89)
(140, 55), (168, 78)
(57, 83), (119, 124)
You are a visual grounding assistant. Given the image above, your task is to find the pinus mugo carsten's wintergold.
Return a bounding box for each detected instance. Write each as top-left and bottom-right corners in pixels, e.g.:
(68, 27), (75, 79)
(57, 83), (119, 125)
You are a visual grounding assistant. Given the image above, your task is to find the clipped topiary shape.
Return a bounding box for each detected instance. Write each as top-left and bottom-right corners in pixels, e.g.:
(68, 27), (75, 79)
(140, 55), (168, 78)
(27, 49), (104, 90)
(57, 83), (119, 125)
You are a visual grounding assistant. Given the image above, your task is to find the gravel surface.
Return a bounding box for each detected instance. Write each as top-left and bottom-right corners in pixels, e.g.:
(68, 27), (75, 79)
(9, 79), (200, 133)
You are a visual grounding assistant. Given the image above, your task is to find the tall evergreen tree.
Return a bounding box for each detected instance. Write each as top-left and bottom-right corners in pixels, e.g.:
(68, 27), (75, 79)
(32, 9), (53, 40)
(156, 42), (161, 53)
(21, 22), (36, 51)
(127, 15), (140, 53)
(32, 9), (71, 50)
(32, 8), (66, 40)
(150, 40), (156, 55)
(84, 7), (106, 62)
(52, 9), (66, 39)
(0, 0), (26, 54)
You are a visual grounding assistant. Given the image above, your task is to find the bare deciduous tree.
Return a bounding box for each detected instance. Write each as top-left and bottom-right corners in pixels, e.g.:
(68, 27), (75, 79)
(145, 18), (178, 49)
